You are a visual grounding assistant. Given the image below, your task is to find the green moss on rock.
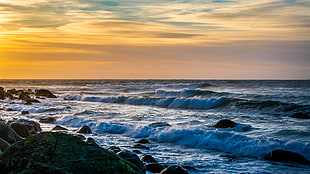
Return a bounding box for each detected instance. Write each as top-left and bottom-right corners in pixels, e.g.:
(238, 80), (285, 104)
(0, 132), (145, 174)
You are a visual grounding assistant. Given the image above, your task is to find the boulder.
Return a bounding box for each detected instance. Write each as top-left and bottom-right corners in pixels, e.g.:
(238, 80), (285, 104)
(132, 143), (150, 150)
(76, 125), (92, 134)
(141, 154), (158, 163)
(212, 119), (237, 128)
(117, 150), (146, 172)
(160, 165), (189, 174)
(264, 149), (310, 165)
(0, 123), (23, 144)
(35, 89), (57, 98)
(0, 87), (5, 100)
(7, 119), (42, 134)
(149, 122), (171, 128)
(0, 138), (10, 152)
(51, 125), (68, 131)
(39, 117), (56, 124)
(146, 163), (165, 173)
(21, 111), (30, 115)
(289, 113), (310, 119)
(135, 139), (150, 144)
(0, 132), (145, 174)
(10, 123), (30, 138)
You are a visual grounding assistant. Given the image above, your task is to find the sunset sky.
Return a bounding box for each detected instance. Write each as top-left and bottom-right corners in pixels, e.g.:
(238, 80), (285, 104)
(0, 0), (309, 79)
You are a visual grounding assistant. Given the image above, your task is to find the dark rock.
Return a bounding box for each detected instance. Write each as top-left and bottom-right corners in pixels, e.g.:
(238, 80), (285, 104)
(74, 134), (86, 140)
(141, 154), (158, 163)
(0, 132), (145, 174)
(51, 125), (68, 131)
(18, 91), (31, 101)
(86, 137), (97, 145)
(0, 138), (10, 152)
(24, 100), (32, 105)
(108, 146), (122, 153)
(149, 122), (171, 128)
(35, 89), (57, 98)
(160, 165), (189, 174)
(0, 87), (5, 100)
(264, 149), (310, 165)
(0, 123), (23, 144)
(21, 111), (30, 115)
(25, 98), (41, 103)
(212, 119), (237, 128)
(289, 113), (310, 119)
(135, 138), (150, 144)
(133, 150), (143, 154)
(10, 123), (30, 138)
(146, 163), (165, 173)
(39, 117), (56, 123)
(5, 108), (15, 111)
(76, 125), (92, 134)
(7, 119), (42, 134)
(132, 143), (150, 150)
(117, 150), (146, 172)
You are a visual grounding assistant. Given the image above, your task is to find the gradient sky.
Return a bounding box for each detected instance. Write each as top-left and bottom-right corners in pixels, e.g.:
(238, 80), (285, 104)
(0, 0), (309, 79)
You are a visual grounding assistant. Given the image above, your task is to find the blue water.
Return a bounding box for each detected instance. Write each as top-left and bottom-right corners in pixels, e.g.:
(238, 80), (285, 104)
(0, 80), (309, 173)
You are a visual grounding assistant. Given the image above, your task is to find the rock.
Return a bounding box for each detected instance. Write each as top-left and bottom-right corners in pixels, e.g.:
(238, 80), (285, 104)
(24, 100), (33, 105)
(289, 113), (310, 119)
(108, 146), (122, 153)
(0, 123), (23, 144)
(212, 119), (237, 128)
(141, 154), (158, 163)
(264, 149), (310, 165)
(21, 111), (30, 115)
(146, 163), (165, 173)
(160, 165), (189, 174)
(10, 123), (30, 138)
(0, 138), (10, 152)
(25, 98), (41, 103)
(76, 125), (92, 134)
(0, 87), (5, 100)
(117, 150), (146, 172)
(135, 138), (150, 144)
(86, 137), (97, 145)
(133, 150), (143, 154)
(132, 143), (150, 150)
(74, 134), (86, 140)
(0, 132), (145, 174)
(149, 122), (171, 128)
(35, 89), (57, 98)
(7, 119), (42, 134)
(51, 125), (68, 131)
(39, 117), (56, 123)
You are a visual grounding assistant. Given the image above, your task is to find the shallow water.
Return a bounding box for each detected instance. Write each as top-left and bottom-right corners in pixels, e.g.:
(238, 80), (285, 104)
(0, 80), (309, 173)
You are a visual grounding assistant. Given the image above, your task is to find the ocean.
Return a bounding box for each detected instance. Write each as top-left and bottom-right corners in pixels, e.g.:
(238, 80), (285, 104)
(0, 79), (309, 173)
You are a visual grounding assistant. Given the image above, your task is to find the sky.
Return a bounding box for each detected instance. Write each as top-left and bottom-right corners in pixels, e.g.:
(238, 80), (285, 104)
(0, 0), (309, 79)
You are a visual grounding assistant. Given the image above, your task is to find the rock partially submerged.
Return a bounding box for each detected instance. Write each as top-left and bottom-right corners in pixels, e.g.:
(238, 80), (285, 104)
(0, 132), (145, 174)
(160, 165), (189, 174)
(289, 113), (310, 119)
(35, 89), (57, 98)
(212, 119), (237, 128)
(264, 149), (310, 165)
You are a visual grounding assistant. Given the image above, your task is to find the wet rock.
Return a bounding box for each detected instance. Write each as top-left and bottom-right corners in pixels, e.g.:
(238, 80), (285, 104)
(289, 113), (310, 119)
(7, 119), (42, 134)
(132, 143), (150, 150)
(212, 119), (237, 128)
(76, 125), (92, 134)
(117, 150), (146, 172)
(0, 132), (145, 174)
(108, 146), (122, 153)
(141, 154), (158, 163)
(0, 123), (23, 144)
(160, 165), (189, 174)
(149, 122), (171, 128)
(10, 123), (30, 138)
(74, 134), (86, 140)
(39, 117), (56, 123)
(264, 149), (310, 165)
(51, 125), (68, 131)
(35, 89), (57, 98)
(135, 138), (150, 144)
(21, 111), (30, 115)
(0, 87), (5, 100)
(146, 163), (165, 173)
(133, 150), (143, 154)
(86, 137), (97, 145)
(0, 138), (10, 152)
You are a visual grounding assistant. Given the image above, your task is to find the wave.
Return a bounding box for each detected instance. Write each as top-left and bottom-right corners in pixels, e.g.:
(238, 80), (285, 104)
(155, 89), (229, 98)
(55, 116), (310, 160)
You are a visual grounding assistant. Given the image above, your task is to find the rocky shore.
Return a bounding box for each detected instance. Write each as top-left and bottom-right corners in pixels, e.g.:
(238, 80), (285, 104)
(0, 87), (309, 173)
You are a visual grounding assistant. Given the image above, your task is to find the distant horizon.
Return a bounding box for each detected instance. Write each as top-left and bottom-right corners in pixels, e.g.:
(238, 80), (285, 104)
(0, 0), (309, 79)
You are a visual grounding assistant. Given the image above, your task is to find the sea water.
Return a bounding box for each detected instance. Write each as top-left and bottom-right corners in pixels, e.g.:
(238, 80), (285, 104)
(0, 79), (309, 173)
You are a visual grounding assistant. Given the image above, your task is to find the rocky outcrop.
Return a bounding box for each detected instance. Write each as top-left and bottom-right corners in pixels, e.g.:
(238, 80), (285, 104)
(212, 119), (237, 128)
(0, 123), (23, 144)
(7, 119), (42, 135)
(264, 149), (310, 165)
(0, 132), (145, 174)
(117, 150), (146, 172)
(76, 125), (92, 134)
(39, 117), (56, 123)
(149, 122), (171, 128)
(0, 87), (5, 100)
(35, 89), (57, 98)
